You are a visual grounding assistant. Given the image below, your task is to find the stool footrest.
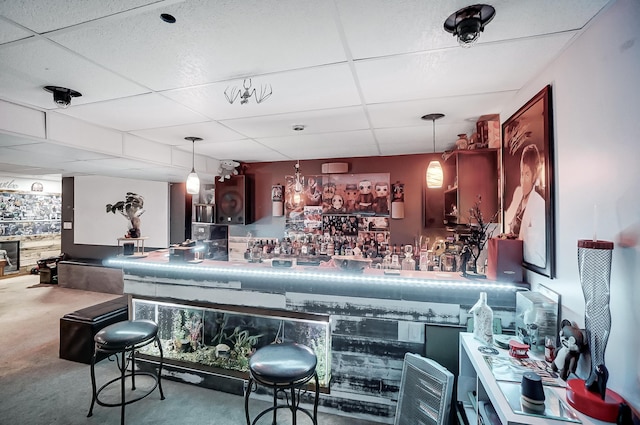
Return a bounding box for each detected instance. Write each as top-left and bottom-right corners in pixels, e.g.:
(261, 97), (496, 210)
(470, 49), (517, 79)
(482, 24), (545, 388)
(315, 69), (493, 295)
(94, 372), (161, 408)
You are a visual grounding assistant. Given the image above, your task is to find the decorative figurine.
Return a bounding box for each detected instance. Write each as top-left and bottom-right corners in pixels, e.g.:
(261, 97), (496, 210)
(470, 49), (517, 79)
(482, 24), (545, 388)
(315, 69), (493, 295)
(356, 180), (374, 212)
(551, 319), (584, 381)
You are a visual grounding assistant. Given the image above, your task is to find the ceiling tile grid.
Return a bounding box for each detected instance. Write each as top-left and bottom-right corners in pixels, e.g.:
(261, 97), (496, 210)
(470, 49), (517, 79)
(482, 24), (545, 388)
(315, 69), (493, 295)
(0, 0), (614, 179)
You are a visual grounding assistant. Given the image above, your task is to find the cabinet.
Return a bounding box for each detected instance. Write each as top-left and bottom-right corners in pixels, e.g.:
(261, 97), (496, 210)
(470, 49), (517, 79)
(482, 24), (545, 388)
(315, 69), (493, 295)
(444, 149), (499, 225)
(458, 333), (607, 425)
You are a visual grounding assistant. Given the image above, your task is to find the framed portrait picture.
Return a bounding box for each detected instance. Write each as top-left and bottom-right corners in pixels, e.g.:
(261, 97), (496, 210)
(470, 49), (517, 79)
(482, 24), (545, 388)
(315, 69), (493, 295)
(502, 85), (555, 278)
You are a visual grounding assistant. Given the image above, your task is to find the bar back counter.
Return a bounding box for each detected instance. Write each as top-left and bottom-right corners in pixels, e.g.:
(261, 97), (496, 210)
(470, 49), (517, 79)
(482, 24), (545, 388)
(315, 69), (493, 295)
(107, 251), (528, 423)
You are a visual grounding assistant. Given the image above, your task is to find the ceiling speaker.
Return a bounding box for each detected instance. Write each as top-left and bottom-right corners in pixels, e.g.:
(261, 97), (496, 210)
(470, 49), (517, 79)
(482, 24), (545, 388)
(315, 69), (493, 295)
(321, 162), (349, 174)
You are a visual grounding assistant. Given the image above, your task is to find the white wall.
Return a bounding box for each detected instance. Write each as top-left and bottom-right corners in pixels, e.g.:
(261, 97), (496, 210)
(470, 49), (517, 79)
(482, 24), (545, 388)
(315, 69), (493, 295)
(501, 0), (640, 409)
(74, 175), (169, 248)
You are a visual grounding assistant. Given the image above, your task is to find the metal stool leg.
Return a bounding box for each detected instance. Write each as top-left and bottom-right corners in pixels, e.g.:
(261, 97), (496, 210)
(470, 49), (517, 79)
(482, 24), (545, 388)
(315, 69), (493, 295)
(156, 336), (165, 400)
(120, 350), (126, 425)
(312, 372), (319, 425)
(87, 350), (98, 417)
(244, 377), (254, 425)
(290, 383), (297, 425)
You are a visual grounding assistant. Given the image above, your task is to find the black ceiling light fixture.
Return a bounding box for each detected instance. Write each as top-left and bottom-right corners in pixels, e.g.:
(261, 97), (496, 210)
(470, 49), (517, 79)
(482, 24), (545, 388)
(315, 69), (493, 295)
(444, 4), (496, 48)
(43, 86), (82, 109)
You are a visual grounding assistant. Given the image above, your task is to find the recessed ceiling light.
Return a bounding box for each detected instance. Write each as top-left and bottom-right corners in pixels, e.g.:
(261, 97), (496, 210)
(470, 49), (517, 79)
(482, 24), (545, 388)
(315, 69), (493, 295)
(160, 13), (176, 23)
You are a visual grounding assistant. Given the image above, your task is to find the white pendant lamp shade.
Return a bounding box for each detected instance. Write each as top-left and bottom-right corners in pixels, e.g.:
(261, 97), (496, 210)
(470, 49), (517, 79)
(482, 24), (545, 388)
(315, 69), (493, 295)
(186, 170), (200, 194)
(426, 161), (444, 188)
(422, 113), (445, 189)
(185, 136), (202, 195)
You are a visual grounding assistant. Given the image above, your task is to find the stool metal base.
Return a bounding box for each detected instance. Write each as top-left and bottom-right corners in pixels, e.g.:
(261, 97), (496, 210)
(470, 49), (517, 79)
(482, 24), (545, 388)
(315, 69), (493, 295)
(245, 371), (319, 425)
(88, 334), (164, 425)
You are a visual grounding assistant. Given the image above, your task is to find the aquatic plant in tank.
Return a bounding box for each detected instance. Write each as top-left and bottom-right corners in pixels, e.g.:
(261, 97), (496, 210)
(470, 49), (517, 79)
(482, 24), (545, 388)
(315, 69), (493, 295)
(131, 299), (331, 386)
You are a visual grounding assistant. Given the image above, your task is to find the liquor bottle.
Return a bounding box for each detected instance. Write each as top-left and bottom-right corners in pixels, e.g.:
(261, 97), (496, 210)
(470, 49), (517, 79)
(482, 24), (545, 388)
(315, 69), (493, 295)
(273, 239), (281, 256)
(470, 292), (493, 345)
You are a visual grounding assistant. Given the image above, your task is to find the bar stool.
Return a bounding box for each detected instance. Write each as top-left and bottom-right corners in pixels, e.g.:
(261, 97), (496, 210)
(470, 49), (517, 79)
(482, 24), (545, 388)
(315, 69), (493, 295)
(87, 319), (165, 425)
(245, 343), (319, 425)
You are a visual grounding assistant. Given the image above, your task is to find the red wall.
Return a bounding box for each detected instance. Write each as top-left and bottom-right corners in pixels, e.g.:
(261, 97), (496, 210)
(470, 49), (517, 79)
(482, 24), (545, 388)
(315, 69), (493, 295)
(244, 153), (453, 247)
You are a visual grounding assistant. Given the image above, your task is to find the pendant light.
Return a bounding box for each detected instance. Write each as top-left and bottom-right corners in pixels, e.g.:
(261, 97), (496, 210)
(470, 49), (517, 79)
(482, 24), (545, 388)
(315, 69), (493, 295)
(422, 113), (445, 188)
(185, 136), (202, 195)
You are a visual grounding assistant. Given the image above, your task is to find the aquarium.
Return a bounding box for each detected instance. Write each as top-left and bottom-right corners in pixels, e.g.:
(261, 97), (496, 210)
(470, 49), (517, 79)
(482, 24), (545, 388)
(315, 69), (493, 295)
(132, 298), (331, 388)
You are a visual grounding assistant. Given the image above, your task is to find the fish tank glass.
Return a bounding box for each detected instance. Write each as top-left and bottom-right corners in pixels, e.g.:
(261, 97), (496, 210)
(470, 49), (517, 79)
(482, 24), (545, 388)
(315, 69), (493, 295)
(132, 298), (331, 388)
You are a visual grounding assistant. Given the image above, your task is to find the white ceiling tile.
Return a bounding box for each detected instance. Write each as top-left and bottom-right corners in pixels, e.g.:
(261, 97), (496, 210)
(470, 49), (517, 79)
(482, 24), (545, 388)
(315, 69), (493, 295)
(338, 0), (457, 59)
(47, 113), (124, 155)
(375, 123), (463, 155)
(130, 121), (246, 146)
(3, 142), (113, 161)
(367, 92), (515, 130)
(58, 93), (208, 131)
(0, 38), (149, 110)
(195, 139), (289, 162)
(0, 0), (166, 33)
(356, 33), (575, 104)
(478, 0), (611, 43)
(0, 161), (62, 175)
(338, 0), (610, 59)
(0, 131), (41, 147)
(0, 19), (33, 44)
(0, 101), (46, 139)
(256, 130), (379, 160)
(221, 106), (369, 138)
(48, 0), (347, 91)
(123, 134), (173, 164)
(163, 64), (361, 120)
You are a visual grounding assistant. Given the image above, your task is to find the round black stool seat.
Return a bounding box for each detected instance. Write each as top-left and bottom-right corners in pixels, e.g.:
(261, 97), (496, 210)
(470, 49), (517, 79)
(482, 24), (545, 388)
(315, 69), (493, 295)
(95, 319), (158, 351)
(245, 343), (319, 425)
(249, 343), (317, 385)
(88, 320), (165, 425)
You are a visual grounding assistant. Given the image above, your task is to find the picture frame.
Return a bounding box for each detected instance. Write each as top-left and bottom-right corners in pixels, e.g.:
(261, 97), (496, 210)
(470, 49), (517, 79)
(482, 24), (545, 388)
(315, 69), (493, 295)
(502, 85), (555, 278)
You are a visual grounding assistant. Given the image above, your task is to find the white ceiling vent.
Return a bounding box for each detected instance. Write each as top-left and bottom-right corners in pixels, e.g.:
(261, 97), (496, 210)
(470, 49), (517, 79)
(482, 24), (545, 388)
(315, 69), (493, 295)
(321, 162), (349, 174)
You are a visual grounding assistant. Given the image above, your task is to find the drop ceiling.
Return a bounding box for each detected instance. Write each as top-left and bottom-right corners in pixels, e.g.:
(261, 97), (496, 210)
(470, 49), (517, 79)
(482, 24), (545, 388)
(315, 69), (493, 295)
(0, 0), (612, 182)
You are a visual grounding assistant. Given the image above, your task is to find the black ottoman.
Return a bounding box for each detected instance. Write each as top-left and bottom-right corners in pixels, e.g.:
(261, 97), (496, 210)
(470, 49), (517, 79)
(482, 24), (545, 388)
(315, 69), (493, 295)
(59, 296), (128, 364)
(244, 343), (319, 425)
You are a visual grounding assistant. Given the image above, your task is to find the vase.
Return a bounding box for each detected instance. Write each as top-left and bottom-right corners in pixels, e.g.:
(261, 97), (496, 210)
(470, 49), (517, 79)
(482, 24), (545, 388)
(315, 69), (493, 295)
(470, 292), (493, 344)
(577, 239), (613, 394)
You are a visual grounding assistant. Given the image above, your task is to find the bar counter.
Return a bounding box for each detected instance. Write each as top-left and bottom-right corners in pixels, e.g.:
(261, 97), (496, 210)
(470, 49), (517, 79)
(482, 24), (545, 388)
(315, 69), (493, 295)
(106, 250), (529, 423)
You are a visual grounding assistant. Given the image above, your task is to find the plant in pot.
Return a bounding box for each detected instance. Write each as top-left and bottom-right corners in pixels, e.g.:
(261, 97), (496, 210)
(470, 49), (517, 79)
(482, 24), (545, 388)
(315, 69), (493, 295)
(106, 192), (145, 238)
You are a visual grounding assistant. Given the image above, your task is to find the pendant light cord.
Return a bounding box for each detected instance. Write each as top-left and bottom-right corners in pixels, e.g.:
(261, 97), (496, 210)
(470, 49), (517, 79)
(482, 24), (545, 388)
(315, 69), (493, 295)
(191, 139), (195, 172)
(432, 118), (436, 153)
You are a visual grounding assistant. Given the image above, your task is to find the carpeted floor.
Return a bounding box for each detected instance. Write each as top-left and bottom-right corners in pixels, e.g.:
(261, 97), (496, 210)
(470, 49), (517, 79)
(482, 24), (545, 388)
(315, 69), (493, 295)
(0, 275), (383, 425)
